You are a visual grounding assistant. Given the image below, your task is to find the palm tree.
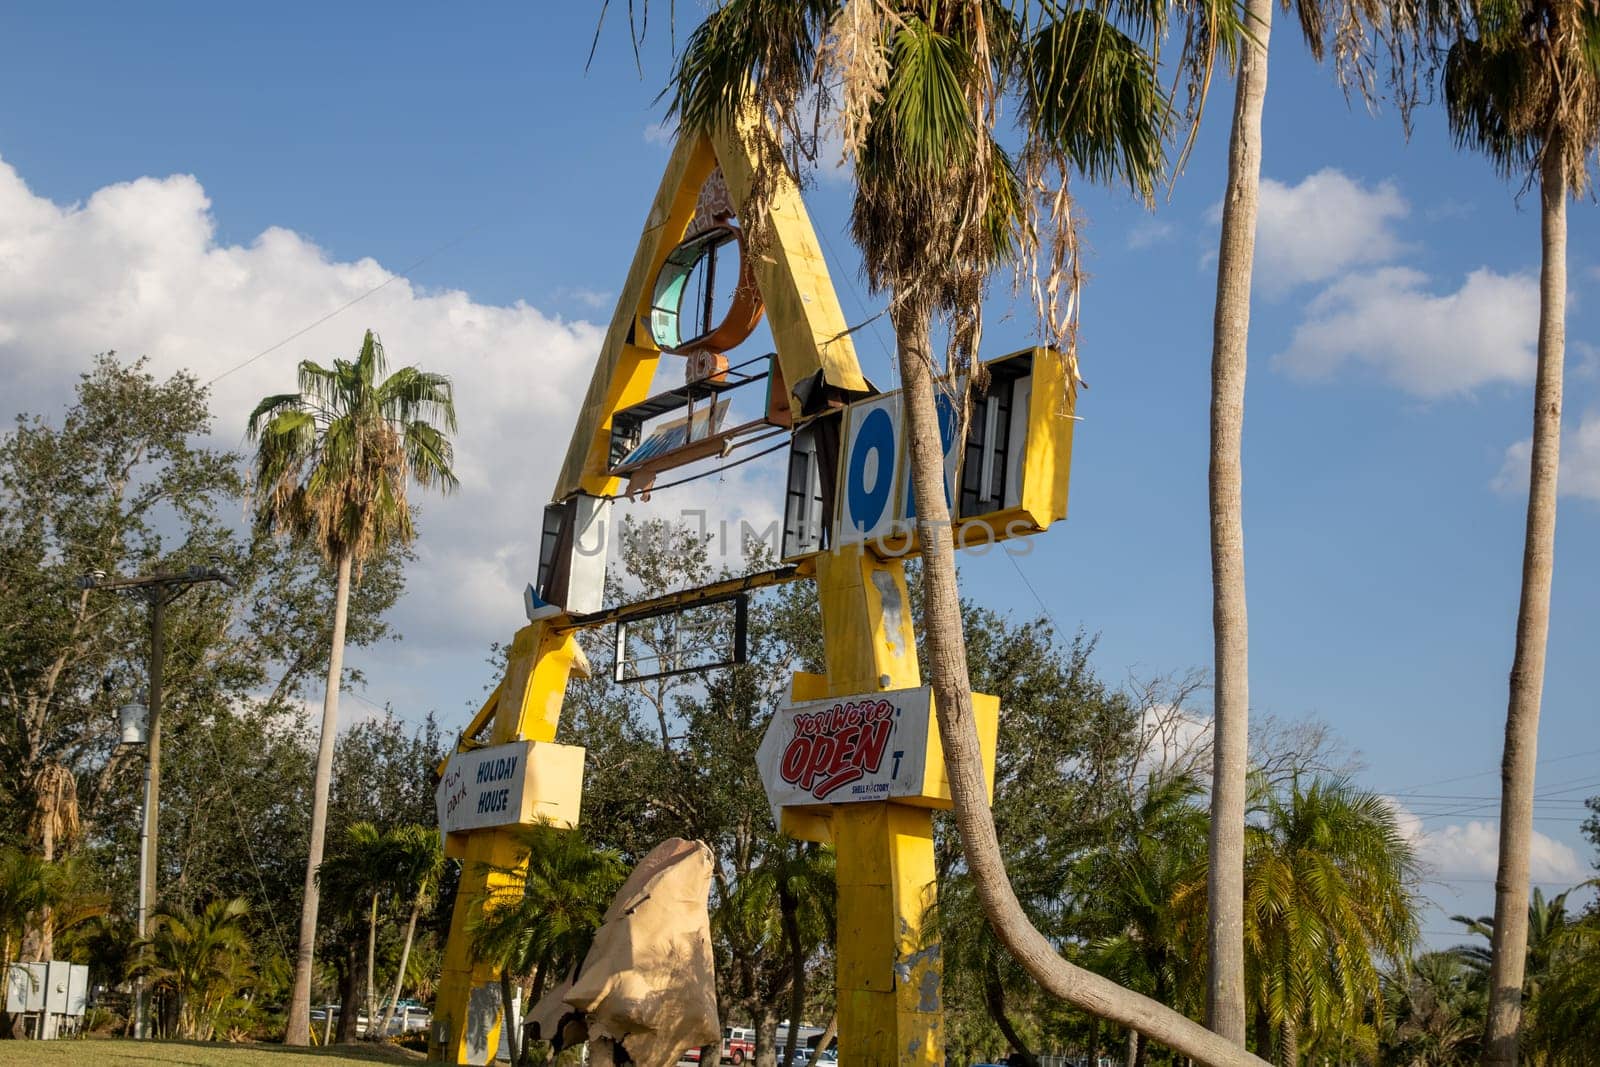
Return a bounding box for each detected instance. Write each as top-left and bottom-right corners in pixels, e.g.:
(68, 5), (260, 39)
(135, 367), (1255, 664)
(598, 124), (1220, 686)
(671, 6), (1262, 1062)
(23, 760), (81, 960)
(248, 329), (457, 1045)
(1240, 777), (1419, 1066)
(470, 822), (626, 1067)
(1450, 886), (1573, 1008)
(374, 825), (444, 1038)
(127, 897), (255, 1041)
(0, 847), (56, 973)
(763, 843), (835, 1067)
(1439, 9), (1600, 1060)
(1082, 774), (1211, 1066)
(1383, 952), (1485, 1065)
(1523, 910), (1600, 1060)
(317, 822), (390, 1036)
(1199, 0), (1434, 1040)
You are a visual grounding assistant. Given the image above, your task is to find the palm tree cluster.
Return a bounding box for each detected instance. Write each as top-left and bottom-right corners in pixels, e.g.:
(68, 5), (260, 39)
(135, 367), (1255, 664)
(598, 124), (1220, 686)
(316, 821), (445, 1040)
(937, 771), (1418, 1066)
(126, 897), (255, 1041)
(1384, 889), (1600, 1064)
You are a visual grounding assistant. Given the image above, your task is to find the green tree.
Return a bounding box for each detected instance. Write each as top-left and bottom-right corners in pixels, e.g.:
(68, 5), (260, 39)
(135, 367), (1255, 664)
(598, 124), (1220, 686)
(0, 356), (241, 845)
(316, 822), (391, 1038)
(127, 896), (255, 1041)
(1238, 778), (1418, 1065)
(1523, 912), (1600, 1061)
(248, 329), (458, 1045)
(374, 825), (445, 1038)
(668, 6), (1268, 1060)
(0, 354), (408, 977)
(1081, 774), (1211, 1066)
(1436, 0), (1600, 1057)
(470, 822), (626, 1067)
(1383, 951), (1485, 1066)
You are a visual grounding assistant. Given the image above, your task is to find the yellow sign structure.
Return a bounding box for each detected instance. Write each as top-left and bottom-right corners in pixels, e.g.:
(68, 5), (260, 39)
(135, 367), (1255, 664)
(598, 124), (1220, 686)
(430, 117), (1076, 1065)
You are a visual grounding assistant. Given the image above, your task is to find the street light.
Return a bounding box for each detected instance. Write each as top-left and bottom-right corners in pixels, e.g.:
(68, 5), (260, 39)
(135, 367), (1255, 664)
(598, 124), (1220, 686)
(81, 564), (233, 1039)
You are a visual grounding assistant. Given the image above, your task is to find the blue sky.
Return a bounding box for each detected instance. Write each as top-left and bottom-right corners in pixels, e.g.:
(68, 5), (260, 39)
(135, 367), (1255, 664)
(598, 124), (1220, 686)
(2, 4), (1597, 946)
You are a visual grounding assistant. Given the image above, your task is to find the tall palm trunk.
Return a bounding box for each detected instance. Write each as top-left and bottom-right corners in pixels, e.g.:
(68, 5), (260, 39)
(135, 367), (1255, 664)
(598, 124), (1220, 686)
(1278, 1017), (1297, 1067)
(1482, 139), (1567, 1067)
(285, 549), (353, 1045)
(365, 891), (379, 1034)
(891, 305), (1265, 1067)
(377, 891), (424, 1037)
(500, 968), (521, 1066)
(779, 871), (804, 1067)
(1206, 0), (1272, 1044)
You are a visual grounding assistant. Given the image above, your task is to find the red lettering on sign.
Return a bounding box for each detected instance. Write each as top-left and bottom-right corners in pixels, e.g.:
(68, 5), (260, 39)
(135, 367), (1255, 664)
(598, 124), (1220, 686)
(779, 698), (897, 800)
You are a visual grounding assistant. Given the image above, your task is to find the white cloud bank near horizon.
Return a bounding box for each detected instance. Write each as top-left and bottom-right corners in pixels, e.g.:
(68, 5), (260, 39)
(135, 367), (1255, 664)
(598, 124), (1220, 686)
(0, 155), (778, 670)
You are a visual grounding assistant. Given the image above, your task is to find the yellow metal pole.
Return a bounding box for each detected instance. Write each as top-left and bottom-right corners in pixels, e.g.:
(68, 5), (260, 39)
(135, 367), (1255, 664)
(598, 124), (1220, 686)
(814, 546), (942, 1066)
(430, 621), (587, 1065)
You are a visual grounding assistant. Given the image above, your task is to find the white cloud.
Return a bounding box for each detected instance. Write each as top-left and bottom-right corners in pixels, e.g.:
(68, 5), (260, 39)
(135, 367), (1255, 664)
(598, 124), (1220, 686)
(1213, 169), (1410, 291)
(643, 122), (675, 147)
(1134, 704), (1213, 781)
(1422, 819), (1587, 884)
(1383, 797), (1588, 885)
(1274, 266), (1539, 396)
(1493, 411), (1600, 500)
(1126, 218), (1175, 251)
(0, 155), (779, 673)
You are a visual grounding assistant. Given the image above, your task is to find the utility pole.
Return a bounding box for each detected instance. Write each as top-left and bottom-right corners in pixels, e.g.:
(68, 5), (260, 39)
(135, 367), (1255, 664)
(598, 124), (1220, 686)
(81, 565), (233, 1039)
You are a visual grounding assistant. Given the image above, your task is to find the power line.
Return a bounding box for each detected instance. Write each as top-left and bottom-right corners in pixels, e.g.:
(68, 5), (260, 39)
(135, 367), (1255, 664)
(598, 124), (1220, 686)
(206, 223), (483, 386)
(1378, 747), (1600, 796)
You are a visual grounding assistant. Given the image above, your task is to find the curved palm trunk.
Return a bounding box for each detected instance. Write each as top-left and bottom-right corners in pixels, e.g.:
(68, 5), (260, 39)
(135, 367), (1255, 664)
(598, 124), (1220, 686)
(891, 305), (1266, 1067)
(377, 892), (424, 1038)
(1206, 0), (1272, 1045)
(285, 550), (353, 1046)
(1482, 140), (1567, 1067)
(815, 1013), (837, 1059)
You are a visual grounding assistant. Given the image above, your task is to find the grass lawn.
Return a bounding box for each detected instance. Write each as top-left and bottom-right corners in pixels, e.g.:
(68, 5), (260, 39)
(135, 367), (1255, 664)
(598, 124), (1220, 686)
(0, 1038), (426, 1067)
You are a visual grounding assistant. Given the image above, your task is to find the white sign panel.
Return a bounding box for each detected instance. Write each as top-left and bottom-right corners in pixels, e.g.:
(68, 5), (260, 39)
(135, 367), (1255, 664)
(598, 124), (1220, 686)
(837, 394), (903, 544)
(756, 687), (934, 825)
(437, 741), (531, 835)
(435, 738), (586, 840)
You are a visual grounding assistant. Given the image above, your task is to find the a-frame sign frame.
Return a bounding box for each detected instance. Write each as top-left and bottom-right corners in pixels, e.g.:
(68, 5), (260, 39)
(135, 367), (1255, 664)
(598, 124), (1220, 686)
(430, 113), (1010, 1065)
